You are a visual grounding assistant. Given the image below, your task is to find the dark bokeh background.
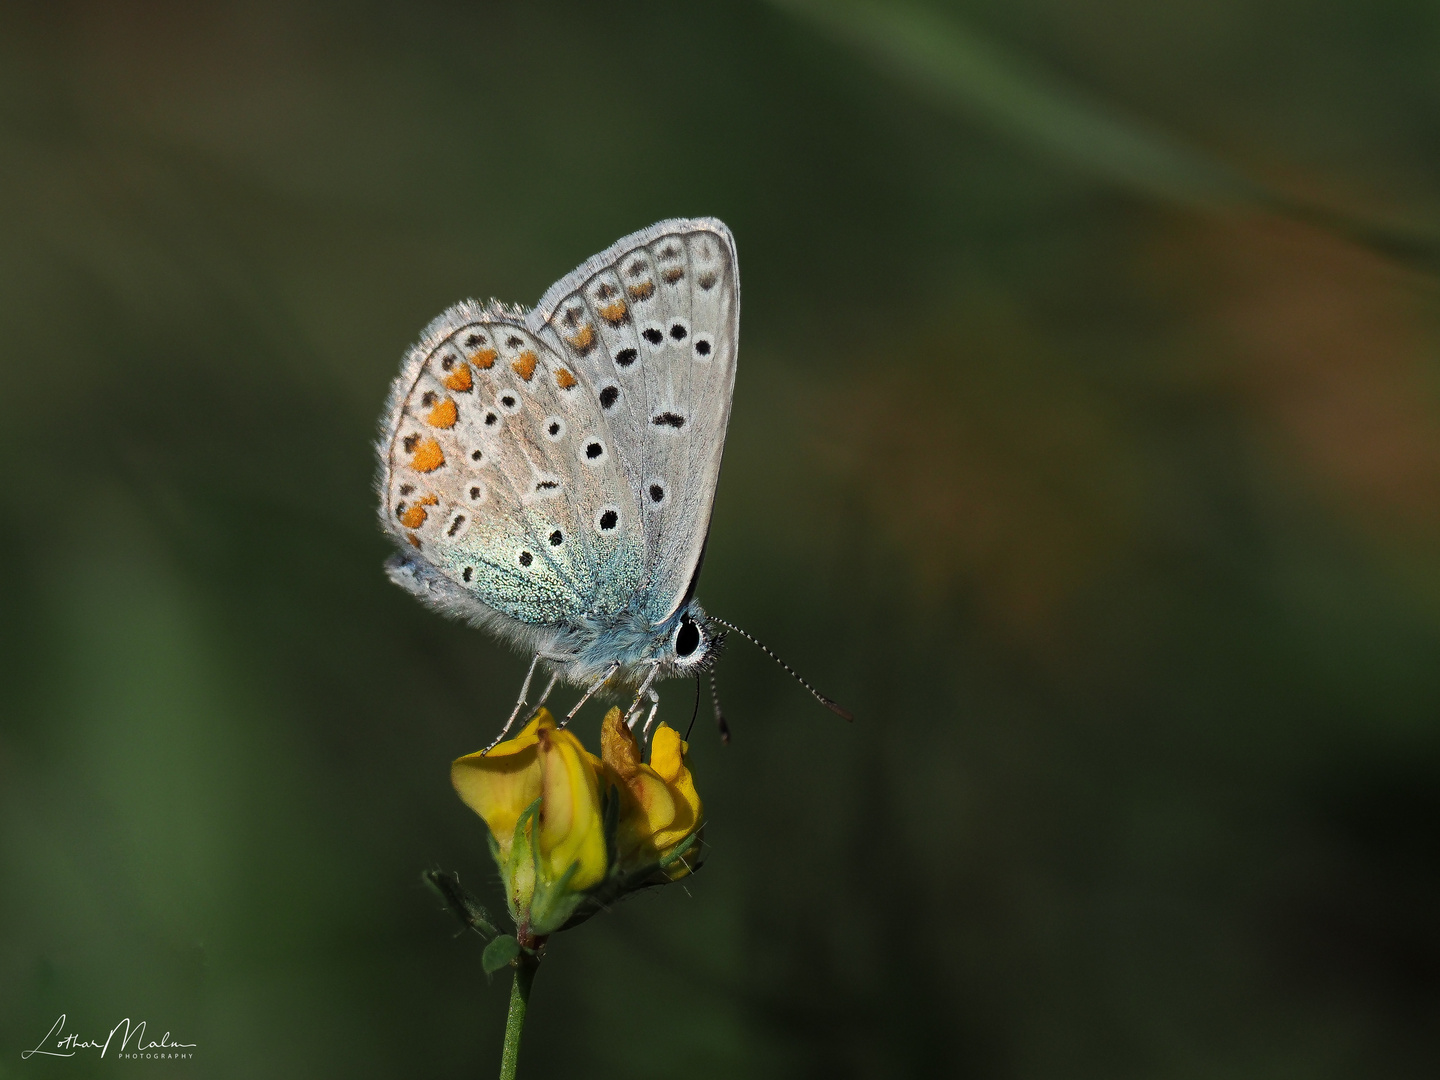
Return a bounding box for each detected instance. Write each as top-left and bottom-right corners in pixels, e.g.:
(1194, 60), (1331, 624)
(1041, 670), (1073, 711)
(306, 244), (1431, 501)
(3, 2), (1439, 1077)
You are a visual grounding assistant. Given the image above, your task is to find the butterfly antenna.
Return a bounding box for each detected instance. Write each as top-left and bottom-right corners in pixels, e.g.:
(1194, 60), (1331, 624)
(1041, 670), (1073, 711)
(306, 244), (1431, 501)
(709, 671), (732, 744)
(686, 676), (702, 742)
(710, 617), (853, 721)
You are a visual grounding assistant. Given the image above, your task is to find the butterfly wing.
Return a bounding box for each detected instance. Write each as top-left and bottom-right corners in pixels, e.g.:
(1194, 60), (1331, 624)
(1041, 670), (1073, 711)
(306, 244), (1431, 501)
(377, 304), (642, 628)
(529, 218), (739, 626)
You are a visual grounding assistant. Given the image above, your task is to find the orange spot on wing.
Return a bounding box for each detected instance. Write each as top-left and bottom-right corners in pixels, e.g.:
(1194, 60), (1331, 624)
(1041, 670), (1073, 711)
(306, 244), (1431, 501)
(555, 368), (578, 390)
(396, 493), (437, 529)
(598, 300), (628, 325)
(471, 348), (497, 369)
(426, 397), (458, 429)
(407, 533), (422, 548)
(627, 281), (655, 301)
(410, 438), (445, 473)
(568, 324), (595, 352)
(443, 364), (473, 392)
(663, 267), (684, 284)
(512, 351), (538, 381)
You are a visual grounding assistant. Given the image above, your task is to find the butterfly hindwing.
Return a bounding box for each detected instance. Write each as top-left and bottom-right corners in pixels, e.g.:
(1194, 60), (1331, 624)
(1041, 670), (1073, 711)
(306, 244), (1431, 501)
(378, 307), (639, 625)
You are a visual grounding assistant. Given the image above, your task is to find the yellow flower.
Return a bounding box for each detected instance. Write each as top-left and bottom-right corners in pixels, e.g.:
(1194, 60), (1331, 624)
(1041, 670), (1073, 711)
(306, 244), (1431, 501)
(447, 705), (706, 941)
(599, 707), (704, 880)
(452, 709), (608, 930)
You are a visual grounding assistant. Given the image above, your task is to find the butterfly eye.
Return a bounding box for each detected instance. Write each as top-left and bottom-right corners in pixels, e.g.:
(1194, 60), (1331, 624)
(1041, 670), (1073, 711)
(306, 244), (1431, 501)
(674, 617), (702, 659)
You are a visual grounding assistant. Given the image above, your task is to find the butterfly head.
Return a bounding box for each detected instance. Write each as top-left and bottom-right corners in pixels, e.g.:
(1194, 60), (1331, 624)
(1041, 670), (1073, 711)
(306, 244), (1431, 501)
(658, 602), (725, 677)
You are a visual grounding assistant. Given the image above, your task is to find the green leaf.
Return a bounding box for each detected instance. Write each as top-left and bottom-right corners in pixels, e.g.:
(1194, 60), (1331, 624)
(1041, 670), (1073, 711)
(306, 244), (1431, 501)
(422, 869), (498, 938)
(482, 934), (521, 975)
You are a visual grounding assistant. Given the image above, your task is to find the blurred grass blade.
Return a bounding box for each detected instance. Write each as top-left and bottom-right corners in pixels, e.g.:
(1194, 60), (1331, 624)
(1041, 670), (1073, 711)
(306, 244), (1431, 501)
(773, 0), (1440, 270)
(772, 0), (1258, 208)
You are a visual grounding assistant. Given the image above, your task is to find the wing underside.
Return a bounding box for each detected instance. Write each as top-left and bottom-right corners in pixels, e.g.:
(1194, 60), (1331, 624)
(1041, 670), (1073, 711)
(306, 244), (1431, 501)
(377, 217), (738, 633)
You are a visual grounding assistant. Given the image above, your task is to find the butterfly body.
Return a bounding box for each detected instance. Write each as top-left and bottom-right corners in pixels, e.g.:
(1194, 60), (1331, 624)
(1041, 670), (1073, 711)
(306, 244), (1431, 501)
(377, 219), (737, 707)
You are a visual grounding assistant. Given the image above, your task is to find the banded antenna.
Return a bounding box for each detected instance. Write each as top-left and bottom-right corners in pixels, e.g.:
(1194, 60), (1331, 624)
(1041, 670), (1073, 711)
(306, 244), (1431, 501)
(710, 616), (854, 722)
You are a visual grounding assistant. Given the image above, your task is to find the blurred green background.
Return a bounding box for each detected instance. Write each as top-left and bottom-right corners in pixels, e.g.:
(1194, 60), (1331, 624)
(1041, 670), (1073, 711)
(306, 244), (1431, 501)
(3, 1), (1439, 1077)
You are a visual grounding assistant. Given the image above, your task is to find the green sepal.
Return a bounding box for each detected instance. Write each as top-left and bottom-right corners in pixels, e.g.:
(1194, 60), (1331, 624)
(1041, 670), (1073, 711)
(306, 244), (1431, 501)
(501, 800), (543, 923)
(500, 796), (588, 936)
(482, 934), (521, 975)
(526, 858), (586, 936)
(556, 828), (706, 932)
(658, 830), (700, 872)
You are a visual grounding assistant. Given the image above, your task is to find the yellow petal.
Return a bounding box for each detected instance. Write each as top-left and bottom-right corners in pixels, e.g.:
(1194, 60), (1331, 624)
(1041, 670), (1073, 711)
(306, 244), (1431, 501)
(537, 726), (607, 891)
(598, 710), (703, 872)
(450, 711), (554, 857)
(599, 706), (641, 779)
(646, 724), (703, 852)
(649, 724), (687, 783)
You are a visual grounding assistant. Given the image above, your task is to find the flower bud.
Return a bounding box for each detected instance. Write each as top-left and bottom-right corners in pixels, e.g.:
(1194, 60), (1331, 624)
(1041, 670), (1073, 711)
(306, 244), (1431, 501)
(599, 707), (704, 880)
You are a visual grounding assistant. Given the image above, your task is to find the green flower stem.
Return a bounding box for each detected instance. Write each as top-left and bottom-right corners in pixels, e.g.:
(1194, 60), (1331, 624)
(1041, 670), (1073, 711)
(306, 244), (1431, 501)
(498, 953), (537, 1080)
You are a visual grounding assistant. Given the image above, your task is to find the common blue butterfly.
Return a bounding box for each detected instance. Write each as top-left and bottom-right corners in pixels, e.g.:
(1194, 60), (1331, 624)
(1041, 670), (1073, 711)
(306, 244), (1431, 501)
(377, 218), (846, 743)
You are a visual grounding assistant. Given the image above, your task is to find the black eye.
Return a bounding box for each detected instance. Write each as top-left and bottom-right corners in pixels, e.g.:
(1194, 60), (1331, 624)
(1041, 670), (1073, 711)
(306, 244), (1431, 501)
(675, 618), (700, 658)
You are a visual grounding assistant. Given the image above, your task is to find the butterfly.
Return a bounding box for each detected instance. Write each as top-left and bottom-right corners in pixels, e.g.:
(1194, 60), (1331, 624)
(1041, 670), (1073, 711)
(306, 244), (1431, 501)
(377, 218), (847, 744)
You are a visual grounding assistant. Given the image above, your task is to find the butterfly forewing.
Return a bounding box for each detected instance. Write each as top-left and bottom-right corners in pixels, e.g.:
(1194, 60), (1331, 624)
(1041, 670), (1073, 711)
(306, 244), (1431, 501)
(534, 276), (653, 617)
(531, 219), (739, 626)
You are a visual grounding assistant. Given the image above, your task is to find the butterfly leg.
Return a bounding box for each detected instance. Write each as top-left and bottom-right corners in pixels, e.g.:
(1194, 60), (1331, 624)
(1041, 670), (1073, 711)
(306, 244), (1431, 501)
(534, 669), (560, 710)
(624, 662), (661, 728)
(481, 653), (541, 754)
(639, 688), (662, 737)
(564, 661), (621, 724)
